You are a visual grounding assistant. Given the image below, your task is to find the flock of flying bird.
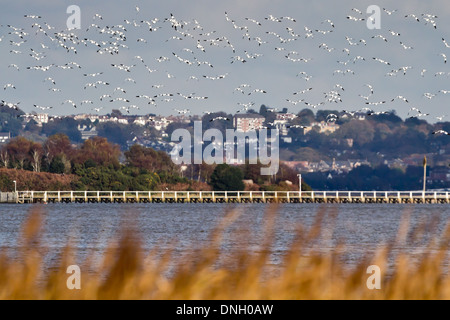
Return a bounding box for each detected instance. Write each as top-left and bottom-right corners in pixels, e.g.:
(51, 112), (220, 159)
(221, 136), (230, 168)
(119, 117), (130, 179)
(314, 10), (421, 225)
(0, 4), (449, 136)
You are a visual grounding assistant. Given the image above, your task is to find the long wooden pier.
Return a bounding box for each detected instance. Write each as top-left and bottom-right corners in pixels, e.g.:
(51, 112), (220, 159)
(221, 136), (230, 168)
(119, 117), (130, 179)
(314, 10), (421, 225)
(15, 190), (450, 204)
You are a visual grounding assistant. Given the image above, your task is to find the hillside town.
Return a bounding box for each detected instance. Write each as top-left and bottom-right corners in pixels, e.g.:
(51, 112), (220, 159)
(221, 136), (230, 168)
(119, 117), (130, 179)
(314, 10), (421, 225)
(1, 103), (449, 190)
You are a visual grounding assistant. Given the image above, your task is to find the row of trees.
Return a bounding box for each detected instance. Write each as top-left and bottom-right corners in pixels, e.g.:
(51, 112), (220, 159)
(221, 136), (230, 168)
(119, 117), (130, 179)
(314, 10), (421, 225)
(0, 134), (186, 191)
(281, 110), (450, 163)
(303, 164), (443, 191)
(0, 134), (120, 173)
(0, 105), (161, 149)
(145, 106), (450, 164)
(0, 134), (308, 192)
(208, 163), (311, 191)
(3, 102), (449, 164)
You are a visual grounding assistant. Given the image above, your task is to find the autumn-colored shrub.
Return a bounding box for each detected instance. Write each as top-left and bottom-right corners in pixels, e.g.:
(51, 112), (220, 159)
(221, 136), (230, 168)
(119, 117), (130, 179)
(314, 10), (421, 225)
(0, 168), (78, 191)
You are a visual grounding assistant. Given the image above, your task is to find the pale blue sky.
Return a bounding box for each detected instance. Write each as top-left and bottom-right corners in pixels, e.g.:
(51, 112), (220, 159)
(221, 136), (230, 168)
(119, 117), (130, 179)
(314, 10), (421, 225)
(1, 0), (450, 122)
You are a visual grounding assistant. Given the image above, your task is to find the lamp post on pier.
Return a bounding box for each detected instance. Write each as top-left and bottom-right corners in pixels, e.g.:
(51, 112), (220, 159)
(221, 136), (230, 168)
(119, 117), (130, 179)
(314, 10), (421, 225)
(13, 180), (17, 203)
(423, 156), (427, 192)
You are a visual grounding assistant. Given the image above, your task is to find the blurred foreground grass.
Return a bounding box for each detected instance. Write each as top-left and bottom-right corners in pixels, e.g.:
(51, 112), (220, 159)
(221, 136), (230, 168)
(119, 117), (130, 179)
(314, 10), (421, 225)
(0, 205), (449, 300)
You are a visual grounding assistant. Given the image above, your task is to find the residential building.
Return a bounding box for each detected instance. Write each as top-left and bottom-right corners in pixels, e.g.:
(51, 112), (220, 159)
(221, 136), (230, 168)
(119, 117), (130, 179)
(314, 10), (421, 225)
(303, 121), (340, 135)
(78, 125), (98, 140)
(234, 114), (265, 132)
(133, 116), (148, 126)
(22, 113), (49, 127)
(276, 113), (298, 121)
(0, 132), (11, 144)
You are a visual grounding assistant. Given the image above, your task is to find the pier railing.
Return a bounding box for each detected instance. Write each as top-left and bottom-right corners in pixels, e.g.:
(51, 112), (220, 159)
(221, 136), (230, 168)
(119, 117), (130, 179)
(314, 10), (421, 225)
(15, 190), (450, 204)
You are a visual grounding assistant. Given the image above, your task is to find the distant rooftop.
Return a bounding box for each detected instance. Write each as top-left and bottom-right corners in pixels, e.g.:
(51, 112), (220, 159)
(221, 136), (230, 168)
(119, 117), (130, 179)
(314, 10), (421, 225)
(234, 114), (265, 119)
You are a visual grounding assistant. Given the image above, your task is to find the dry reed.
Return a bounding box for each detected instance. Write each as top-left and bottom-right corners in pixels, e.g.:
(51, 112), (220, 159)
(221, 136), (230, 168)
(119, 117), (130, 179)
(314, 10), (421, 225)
(0, 204), (449, 300)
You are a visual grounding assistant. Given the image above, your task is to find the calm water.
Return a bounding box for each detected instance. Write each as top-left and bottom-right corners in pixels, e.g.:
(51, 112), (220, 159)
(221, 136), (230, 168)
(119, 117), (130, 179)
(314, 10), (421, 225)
(0, 203), (449, 271)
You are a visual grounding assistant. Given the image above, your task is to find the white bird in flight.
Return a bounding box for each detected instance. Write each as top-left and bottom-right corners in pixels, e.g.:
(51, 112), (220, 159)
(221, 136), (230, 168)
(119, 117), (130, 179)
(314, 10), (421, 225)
(432, 130), (449, 135)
